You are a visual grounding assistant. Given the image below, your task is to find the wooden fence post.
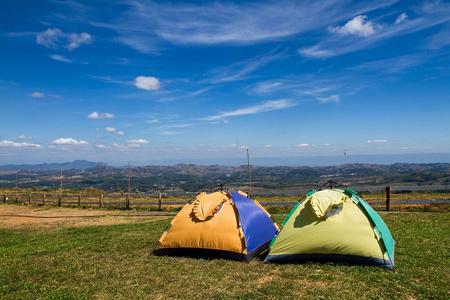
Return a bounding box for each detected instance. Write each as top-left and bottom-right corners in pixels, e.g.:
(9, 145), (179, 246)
(58, 194), (62, 207)
(78, 195), (81, 206)
(386, 186), (391, 211)
(29, 194), (32, 204)
(3, 194), (6, 203)
(99, 195), (103, 208)
(158, 193), (163, 211)
(43, 194), (46, 205)
(126, 194), (130, 210)
(15, 194), (18, 203)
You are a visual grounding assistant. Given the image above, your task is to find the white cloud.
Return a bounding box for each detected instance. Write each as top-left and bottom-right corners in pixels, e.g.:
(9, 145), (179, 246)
(239, 146), (248, 149)
(394, 13), (408, 25)
(49, 54), (73, 63)
(117, 131), (125, 136)
(229, 144), (237, 147)
(126, 139), (150, 146)
(367, 139), (387, 143)
(297, 143), (309, 147)
(66, 32), (92, 50)
(105, 127), (116, 132)
(36, 28), (64, 48)
(97, 144), (106, 148)
(200, 99), (296, 121)
(36, 28), (92, 50)
(88, 112), (115, 119)
(264, 145), (272, 148)
(325, 143), (331, 146)
(329, 15), (380, 37)
(51, 138), (88, 145)
(135, 76), (161, 90)
(317, 95), (340, 104)
(0, 140), (41, 148)
(18, 135), (32, 140)
(298, 45), (333, 58)
(29, 92), (45, 98)
(146, 119), (160, 123)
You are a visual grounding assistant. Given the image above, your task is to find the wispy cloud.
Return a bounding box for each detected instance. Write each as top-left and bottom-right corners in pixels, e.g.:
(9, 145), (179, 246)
(200, 99), (296, 121)
(425, 25), (450, 50)
(250, 77), (343, 104)
(209, 50), (285, 83)
(299, 1), (450, 59)
(317, 95), (340, 104)
(86, 0), (397, 52)
(89, 75), (129, 85)
(66, 32), (93, 50)
(349, 54), (426, 74)
(394, 13), (408, 25)
(49, 54), (73, 63)
(36, 28), (92, 50)
(158, 87), (211, 102)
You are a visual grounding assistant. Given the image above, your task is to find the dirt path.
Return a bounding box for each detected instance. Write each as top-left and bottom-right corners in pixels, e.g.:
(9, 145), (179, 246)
(0, 204), (170, 231)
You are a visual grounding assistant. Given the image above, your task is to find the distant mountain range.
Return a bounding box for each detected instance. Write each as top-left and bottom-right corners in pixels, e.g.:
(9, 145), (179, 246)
(1, 161), (449, 192)
(0, 160), (106, 171)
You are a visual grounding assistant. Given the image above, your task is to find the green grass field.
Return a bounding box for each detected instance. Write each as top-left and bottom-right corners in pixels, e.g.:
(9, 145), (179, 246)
(0, 206), (449, 299)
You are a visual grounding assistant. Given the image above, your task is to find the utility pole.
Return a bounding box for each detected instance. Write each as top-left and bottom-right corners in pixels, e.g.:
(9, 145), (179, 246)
(58, 170), (63, 207)
(247, 149), (251, 198)
(126, 161), (131, 209)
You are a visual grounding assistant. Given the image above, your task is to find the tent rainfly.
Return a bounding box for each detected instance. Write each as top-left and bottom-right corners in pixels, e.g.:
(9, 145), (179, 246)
(155, 191), (279, 262)
(264, 188), (395, 270)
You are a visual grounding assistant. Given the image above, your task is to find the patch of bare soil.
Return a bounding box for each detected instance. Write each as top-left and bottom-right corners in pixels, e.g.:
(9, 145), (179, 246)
(0, 204), (170, 231)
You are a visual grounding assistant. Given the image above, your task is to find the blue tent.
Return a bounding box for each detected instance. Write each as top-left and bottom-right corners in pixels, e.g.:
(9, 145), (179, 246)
(230, 192), (279, 261)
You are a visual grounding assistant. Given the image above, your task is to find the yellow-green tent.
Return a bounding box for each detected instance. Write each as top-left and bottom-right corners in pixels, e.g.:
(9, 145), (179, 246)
(264, 188), (395, 270)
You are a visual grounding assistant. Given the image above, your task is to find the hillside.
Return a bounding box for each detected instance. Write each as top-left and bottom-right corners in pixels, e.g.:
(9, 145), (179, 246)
(1, 162), (449, 192)
(0, 160), (105, 171)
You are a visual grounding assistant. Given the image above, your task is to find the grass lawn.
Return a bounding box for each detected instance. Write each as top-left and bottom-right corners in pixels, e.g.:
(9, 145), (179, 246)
(0, 204), (449, 299)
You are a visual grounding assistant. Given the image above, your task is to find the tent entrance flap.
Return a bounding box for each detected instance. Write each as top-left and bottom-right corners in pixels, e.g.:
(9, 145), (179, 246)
(192, 192), (228, 221)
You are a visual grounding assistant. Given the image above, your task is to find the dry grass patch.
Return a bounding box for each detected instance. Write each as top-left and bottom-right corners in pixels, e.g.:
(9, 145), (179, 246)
(0, 204), (170, 231)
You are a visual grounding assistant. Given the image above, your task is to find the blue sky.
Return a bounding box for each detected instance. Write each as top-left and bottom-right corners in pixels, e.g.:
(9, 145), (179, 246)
(1, 0), (449, 166)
